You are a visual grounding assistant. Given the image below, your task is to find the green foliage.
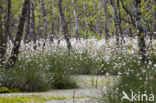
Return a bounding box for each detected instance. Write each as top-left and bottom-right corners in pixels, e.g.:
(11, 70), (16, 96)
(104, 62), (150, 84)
(106, 53), (156, 103)
(0, 57), (51, 92)
(0, 87), (11, 93)
(0, 51), (78, 92)
(70, 52), (98, 74)
(46, 51), (77, 89)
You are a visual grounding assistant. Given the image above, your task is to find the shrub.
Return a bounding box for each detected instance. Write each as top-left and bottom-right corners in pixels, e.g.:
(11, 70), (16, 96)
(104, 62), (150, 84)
(0, 87), (11, 93)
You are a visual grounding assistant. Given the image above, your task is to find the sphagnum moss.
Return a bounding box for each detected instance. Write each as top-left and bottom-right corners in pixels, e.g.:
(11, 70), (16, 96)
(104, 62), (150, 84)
(0, 95), (68, 103)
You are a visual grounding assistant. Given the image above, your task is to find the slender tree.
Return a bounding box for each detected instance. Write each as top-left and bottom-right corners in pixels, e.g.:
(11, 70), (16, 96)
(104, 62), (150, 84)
(83, 0), (89, 54)
(98, 0), (102, 37)
(93, 0), (98, 35)
(5, 0), (30, 69)
(24, 1), (30, 43)
(72, 0), (80, 40)
(0, 0), (4, 66)
(117, 0), (124, 43)
(120, 0), (136, 27)
(83, 0), (89, 39)
(135, 0), (146, 63)
(110, 0), (120, 45)
(154, 0), (156, 39)
(50, 0), (55, 42)
(0, 0), (12, 66)
(5, 0), (12, 41)
(41, 0), (48, 40)
(103, 0), (109, 40)
(30, 0), (36, 44)
(58, 0), (72, 51)
(4, 0), (12, 42)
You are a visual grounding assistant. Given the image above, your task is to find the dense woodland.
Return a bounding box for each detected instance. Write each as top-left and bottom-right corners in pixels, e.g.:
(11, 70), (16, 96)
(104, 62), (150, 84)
(0, 0), (156, 103)
(0, 0), (155, 65)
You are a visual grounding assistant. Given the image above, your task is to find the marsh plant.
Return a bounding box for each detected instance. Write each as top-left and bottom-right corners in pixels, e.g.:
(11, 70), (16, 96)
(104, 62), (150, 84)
(99, 45), (156, 103)
(0, 37), (156, 101)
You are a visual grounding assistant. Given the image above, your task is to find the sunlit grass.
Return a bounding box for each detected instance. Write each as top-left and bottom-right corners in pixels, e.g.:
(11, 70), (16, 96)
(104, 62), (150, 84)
(0, 95), (88, 103)
(0, 95), (68, 103)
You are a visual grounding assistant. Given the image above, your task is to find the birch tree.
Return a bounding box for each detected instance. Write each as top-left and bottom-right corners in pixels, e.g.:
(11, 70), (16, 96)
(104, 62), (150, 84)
(93, 0), (98, 35)
(98, 0), (102, 37)
(72, 0), (80, 40)
(83, 0), (89, 39)
(30, 0), (36, 46)
(110, 0), (120, 45)
(24, 0), (36, 44)
(103, 0), (109, 40)
(50, 0), (55, 42)
(5, 0), (30, 69)
(41, 0), (48, 40)
(0, 0), (4, 66)
(117, 0), (124, 43)
(83, 0), (90, 54)
(24, 1), (30, 43)
(0, 0), (12, 66)
(135, 0), (146, 62)
(4, 0), (12, 42)
(58, 0), (72, 51)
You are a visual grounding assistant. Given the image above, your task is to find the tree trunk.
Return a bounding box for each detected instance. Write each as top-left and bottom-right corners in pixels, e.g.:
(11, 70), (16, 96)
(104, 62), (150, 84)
(58, 0), (72, 52)
(5, 0), (30, 69)
(56, 16), (62, 49)
(103, 0), (109, 40)
(110, 0), (120, 45)
(135, 0), (146, 63)
(98, 0), (102, 37)
(30, 0), (36, 43)
(93, 0), (98, 35)
(41, 0), (48, 40)
(50, 0), (55, 42)
(120, 0), (136, 27)
(0, 0), (12, 66)
(154, 0), (156, 39)
(72, 0), (80, 40)
(117, 0), (124, 43)
(83, 0), (89, 39)
(5, 0), (12, 42)
(0, 0), (4, 66)
(83, 0), (89, 54)
(37, 13), (42, 39)
(24, 1), (30, 43)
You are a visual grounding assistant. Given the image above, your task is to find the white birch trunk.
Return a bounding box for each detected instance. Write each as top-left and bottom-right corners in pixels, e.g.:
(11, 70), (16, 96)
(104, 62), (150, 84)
(93, 0), (98, 34)
(72, 0), (80, 40)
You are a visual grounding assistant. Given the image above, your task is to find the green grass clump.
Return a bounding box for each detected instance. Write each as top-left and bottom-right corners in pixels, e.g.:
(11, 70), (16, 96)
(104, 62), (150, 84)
(0, 55), (51, 92)
(0, 87), (11, 93)
(69, 52), (99, 74)
(0, 87), (20, 93)
(106, 53), (156, 103)
(0, 50), (78, 92)
(46, 51), (78, 89)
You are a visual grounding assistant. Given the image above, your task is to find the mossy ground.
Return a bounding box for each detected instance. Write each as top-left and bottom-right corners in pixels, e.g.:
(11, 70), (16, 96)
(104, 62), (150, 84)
(0, 95), (70, 103)
(0, 95), (87, 103)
